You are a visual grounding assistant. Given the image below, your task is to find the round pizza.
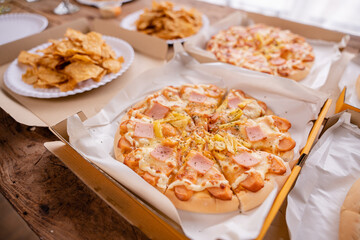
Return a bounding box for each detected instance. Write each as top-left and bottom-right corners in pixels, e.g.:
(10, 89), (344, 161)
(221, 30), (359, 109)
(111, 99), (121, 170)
(206, 24), (315, 81)
(114, 84), (296, 213)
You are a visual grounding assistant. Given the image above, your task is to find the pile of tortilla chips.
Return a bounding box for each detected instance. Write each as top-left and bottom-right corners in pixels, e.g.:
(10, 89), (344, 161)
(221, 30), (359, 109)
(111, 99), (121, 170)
(136, 1), (203, 40)
(18, 28), (124, 92)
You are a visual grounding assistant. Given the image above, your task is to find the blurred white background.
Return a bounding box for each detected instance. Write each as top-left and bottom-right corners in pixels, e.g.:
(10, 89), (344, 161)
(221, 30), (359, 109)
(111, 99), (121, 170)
(200, 0), (359, 36)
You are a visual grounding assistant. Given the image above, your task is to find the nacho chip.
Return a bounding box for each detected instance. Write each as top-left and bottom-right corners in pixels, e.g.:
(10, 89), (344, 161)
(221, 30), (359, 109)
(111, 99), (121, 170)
(93, 69), (107, 82)
(82, 31), (104, 56)
(22, 68), (38, 84)
(64, 61), (104, 82)
(37, 66), (67, 84)
(102, 59), (122, 73)
(18, 51), (40, 67)
(57, 78), (78, 92)
(69, 54), (96, 64)
(65, 28), (87, 42)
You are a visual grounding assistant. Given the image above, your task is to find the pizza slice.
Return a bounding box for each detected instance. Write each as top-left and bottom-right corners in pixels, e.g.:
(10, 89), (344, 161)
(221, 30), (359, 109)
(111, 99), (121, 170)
(209, 89), (271, 131)
(178, 84), (226, 130)
(114, 86), (196, 162)
(215, 115), (296, 164)
(122, 142), (181, 192)
(209, 132), (290, 212)
(165, 150), (240, 213)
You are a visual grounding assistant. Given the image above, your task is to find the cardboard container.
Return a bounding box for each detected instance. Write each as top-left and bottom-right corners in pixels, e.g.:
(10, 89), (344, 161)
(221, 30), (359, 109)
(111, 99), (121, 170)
(0, 9), (357, 240)
(43, 41), (331, 239)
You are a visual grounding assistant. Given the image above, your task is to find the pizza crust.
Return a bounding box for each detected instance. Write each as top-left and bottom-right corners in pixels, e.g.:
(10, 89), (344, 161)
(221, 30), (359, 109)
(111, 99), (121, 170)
(165, 188), (240, 213)
(280, 149), (295, 168)
(339, 177), (360, 240)
(287, 61), (314, 82)
(237, 180), (274, 212)
(113, 113), (130, 163)
(113, 98), (150, 162)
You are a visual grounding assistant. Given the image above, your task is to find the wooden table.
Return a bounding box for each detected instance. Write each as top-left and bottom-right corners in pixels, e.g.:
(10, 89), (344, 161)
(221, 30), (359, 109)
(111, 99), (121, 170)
(0, 0), (289, 239)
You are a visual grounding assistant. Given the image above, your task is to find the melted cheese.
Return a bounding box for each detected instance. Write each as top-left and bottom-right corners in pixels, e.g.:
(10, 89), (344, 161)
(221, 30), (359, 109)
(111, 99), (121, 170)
(137, 147), (178, 189)
(168, 178), (229, 191)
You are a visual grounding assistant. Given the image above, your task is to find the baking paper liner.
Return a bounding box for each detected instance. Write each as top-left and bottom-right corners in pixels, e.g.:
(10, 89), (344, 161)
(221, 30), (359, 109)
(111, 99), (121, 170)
(286, 112), (360, 240)
(67, 49), (328, 239)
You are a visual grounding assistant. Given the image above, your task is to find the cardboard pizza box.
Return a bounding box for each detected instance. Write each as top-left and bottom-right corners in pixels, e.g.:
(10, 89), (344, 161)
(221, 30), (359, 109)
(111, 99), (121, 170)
(0, 18), (168, 127)
(44, 95), (331, 240)
(40, 37), (332, 239)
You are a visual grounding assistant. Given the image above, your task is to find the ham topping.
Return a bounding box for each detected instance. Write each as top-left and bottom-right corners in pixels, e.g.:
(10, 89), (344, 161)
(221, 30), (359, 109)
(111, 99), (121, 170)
(145, 102), (169, 120)
(245, 125), (267, 142)
(150, 145), (173, 162)
(232, 152), (260, 168)
(133, 122), (154, 139)
(228, 96), (241, 109)
(187, 153), (214, 174)
(189, 91), (207, 103)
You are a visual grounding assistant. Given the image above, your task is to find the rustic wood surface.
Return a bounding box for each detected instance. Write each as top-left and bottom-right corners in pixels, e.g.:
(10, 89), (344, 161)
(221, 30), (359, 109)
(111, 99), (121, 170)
(0, 0), (287, 239)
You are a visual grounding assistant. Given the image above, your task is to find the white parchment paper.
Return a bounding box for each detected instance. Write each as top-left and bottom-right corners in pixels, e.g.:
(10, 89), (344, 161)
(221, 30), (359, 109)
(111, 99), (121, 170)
(184, 12), (342, 91)
(286, 112), (360, 240)
(67, 50), (328, 240)
(338, 54), (360, 108)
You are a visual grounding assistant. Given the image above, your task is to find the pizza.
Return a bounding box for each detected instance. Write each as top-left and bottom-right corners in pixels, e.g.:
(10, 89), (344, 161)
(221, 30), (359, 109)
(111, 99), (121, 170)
(206, 24), (315, 81)
(114, 84), (296, 213)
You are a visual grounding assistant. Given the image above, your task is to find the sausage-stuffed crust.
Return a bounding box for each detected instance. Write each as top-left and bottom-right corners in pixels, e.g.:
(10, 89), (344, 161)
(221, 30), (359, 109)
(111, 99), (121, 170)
(113, 84), (296, 213)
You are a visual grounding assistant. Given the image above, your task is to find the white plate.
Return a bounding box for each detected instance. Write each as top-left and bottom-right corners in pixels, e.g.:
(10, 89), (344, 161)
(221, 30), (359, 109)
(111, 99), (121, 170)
(120, 9), (209, 44)
(76, 0), (131, 8)
(4, 36), (135, 98)
(0, 13), (48, 45)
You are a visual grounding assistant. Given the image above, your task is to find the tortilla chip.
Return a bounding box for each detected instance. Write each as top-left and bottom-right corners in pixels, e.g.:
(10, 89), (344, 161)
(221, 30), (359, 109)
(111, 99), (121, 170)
(93, 69), (107, 82)
(135, 1), (203, 40)
(18, 51), (40, 67)
(64, 61), (104, 82)
(82, 31), (104, 56)
(37, 66), (68, 84)
(69, 54), (96, 64)
(65, 28), (86, 42)
(22, 68), (38, 84)
(57, 78), (78, 92)
(102, 59), (122, 73)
